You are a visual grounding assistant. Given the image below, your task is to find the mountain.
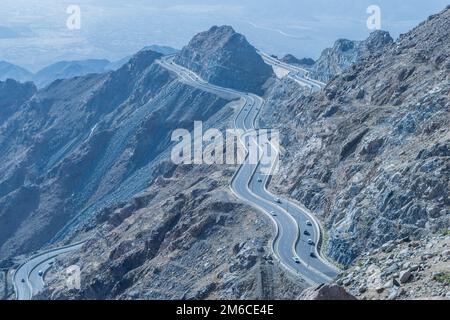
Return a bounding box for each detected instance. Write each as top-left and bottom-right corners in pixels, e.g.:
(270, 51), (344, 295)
(143, 45), (179, 56)
(106, 45), (179, 71)
(0, 79), (36, 124)
(0, 61), (33, 82)
(260, 7), (449, 268)
(0, 44), (301, 300)
(0, 48), (233, 260)
(281, 54), (315, 67)
(0, 27), (305, 300)
(175, 25), (273, 94)
(1, 7), (449, 301)
(0, 45), (179, 88)
(310, 30), (393, 82)
(337, 234), (449, 300)
(33, 59), (112, 88)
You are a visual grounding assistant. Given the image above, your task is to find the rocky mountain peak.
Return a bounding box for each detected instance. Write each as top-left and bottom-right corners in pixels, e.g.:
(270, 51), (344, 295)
(334, 38), (358, 52)
(119, 49), (163, 74)
(281, 54), (315, 67)
(175, 25), (273, 94)
(310, 30), (393, 83)
(364, 30), (394, 52)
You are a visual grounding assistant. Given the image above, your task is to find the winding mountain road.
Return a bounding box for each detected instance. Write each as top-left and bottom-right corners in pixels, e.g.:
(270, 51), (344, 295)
(13, 52), (339, 300)
(13, 242), (84, 300)
(158, 55), (340, 284)
(259, 51), (325, 92)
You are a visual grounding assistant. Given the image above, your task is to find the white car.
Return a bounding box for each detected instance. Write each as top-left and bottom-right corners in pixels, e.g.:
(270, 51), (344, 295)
(293, 257), (301, 264)
(307, 239), (314, 245)
(270, 211), (277, 216)
(275, 198), (281, 204)
(38, 270), (44, 277)
(306, 220), (312, 226)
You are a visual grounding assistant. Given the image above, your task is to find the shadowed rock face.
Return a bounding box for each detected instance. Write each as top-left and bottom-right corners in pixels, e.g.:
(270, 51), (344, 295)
(0, 79), (36, 124)
(281, 54), (315, 67)
(175, 25), (273, 94)
(261, 7), (450, 267)
(310, 30), (393, 83)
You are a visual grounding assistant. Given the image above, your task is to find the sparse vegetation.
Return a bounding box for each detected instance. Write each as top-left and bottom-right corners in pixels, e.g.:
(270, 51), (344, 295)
(433, 272), (450, 285)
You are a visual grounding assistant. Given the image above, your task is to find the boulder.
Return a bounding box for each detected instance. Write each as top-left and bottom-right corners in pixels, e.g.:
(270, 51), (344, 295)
(299, 284), (357, 300)
(399, 270), (412, 283)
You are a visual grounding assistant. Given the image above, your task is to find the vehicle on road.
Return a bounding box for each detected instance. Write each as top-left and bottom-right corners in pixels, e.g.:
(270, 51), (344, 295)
(307, 239), (314, 245)
(257, 178), (263, 182)
(275, 198), (281, 204)
(270, 211), (277, 216)
(306, 220), (312, 226)
(310, 252), (316, 258)
(293, 257), (301, 264)
(21, 278), (25, 283)
(38, 270), (44, 277)
(304, 230), (310, 236)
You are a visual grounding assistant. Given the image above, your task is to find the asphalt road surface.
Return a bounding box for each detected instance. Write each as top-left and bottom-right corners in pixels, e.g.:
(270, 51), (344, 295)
(13, 242), (84, 300)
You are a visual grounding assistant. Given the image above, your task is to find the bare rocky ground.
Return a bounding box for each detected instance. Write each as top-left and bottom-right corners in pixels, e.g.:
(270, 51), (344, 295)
(337, 233), (450, 300)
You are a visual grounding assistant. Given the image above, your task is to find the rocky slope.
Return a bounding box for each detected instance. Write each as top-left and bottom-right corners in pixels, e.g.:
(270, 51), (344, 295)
(310, 30), (393, 82)
(0, 48), (231, 261)
(281, 54), (315, 68)
(260, 7), (450, 267)
(337, 233), (450, 300)
(298, 284), (356, 300)
(1, 46), (178, 89)
(0, 79), (36, 124)
(176, 25), (273, 94)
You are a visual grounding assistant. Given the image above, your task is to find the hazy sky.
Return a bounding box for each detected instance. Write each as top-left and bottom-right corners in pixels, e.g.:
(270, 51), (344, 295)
(0, 0), (448, 71)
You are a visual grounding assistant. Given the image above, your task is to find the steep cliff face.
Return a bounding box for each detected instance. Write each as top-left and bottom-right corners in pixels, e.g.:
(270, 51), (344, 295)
(310, 30), (393, 83)
(261, 7), (449, 266)
(0, 49), (231, 260)
(175, 25), (273, 94)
